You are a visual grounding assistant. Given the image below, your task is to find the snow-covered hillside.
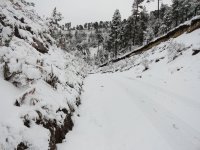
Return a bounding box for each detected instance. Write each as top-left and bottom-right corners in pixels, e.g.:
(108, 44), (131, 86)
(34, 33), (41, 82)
(100, 21), (200, 73)
(0, 0), (88, 149)
(58, 20), (200, 150)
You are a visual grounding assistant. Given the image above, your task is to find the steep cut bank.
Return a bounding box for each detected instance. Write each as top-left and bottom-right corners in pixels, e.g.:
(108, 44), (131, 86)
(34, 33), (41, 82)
(0, 0), (88, 149)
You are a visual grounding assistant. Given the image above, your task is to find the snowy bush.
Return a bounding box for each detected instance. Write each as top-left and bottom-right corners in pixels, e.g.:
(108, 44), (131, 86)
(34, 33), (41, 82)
(0, 25), (13, 46)
(45, 70), (60, 89)
(167, 41), (186, 62)
(141, 59), (150, 71)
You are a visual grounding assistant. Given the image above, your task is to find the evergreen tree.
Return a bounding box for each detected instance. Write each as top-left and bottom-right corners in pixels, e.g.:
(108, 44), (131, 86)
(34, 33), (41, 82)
(65, 22), (71, 30)
(47, 7), (65, 49)
(159, 4), (173, 34)
(124, 16), (134, 49)
(132, 0), (144, 45)
(52, 7), (63, 24)
(95, 30), (104, 51)
(135, 8), (149, 45)
(109, 9), (122, 58)
(84, 23), (88, 29)
(79, 25), (84, 30)
(195, 0), (200, 16)
(93, 22), (99, 30)
(171, 0), (180, 27)
(120, 19), (131, 50)
(48, 7), (63, 39)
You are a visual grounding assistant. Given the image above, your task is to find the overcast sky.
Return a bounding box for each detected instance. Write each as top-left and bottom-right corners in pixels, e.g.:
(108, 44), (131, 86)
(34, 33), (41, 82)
(27, 0), (172, 26)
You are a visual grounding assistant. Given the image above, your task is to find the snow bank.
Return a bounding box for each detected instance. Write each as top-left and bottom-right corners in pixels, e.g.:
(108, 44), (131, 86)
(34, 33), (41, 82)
(0, 0), (88, 149)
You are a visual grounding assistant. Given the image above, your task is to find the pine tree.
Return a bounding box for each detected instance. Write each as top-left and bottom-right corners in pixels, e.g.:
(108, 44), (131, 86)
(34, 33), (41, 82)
(171, 0), (180, 27)
(48, 7), (63, 40)
(137, 8), (149, 45)
(123, 16), (134, 50)
(52, 7), (63, 24)
(93, 22), (99, 30)
(119, 19), (131, 50)
(65, 23), (71, 30)
(95, 30), (104, 51)
(109, 9), (122, 58)
(195, 0), (200, 16)
(158, 5), (172, 35)
(84, 23), (88, 29)
(132, 0), (144, 45)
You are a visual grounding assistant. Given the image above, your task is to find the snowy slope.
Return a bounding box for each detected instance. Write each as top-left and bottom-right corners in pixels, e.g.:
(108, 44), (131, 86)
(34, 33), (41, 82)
(0, 0), (88, 149)
(58, 24), (200, 149)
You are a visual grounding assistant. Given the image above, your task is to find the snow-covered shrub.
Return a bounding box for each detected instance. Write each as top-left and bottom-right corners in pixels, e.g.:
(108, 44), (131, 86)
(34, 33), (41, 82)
(3, 61), (22, 86)
(0, 25), (13, 46)
(141, 59), (150, 71)
(45, 71), (60, 89)
(15, 88), (36, 107)
(167, 41), (186, 62)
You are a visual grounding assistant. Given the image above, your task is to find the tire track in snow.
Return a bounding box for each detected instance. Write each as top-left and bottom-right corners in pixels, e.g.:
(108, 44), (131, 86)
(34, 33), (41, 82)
(122, 75), (200, 109)
(120, 75), (200, 131)
(113, 76), (200, 150)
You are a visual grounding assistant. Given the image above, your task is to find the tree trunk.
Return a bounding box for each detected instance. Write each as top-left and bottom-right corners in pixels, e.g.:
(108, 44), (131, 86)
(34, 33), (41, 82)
(132, 3), (139, 46)
(115, 43), (117, 58)
(158, 0), (160, 19)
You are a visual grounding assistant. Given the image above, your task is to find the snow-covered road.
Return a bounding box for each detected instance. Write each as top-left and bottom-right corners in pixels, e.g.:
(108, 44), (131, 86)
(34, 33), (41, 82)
(58, 72), (200, 150)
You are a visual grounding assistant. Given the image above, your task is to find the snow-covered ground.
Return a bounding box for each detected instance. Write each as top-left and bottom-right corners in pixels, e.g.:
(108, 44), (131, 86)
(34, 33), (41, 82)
(58, 72), (200, 150)
(58, 28), (200, 149)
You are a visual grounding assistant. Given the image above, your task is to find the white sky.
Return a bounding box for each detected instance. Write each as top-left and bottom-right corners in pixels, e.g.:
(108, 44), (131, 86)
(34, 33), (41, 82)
(27, 0), (172, 26)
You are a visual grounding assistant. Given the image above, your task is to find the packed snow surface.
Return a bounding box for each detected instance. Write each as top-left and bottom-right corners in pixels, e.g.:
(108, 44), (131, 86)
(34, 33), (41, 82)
(58, 28), (200, 150)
